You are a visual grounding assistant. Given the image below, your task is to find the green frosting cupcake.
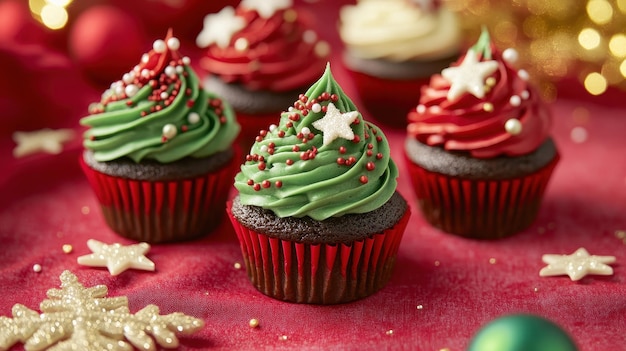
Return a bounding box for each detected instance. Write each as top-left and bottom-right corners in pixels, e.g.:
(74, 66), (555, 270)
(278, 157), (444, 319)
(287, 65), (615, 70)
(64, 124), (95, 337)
(234, 64), (399, 220)
(80, 31), (240, 164)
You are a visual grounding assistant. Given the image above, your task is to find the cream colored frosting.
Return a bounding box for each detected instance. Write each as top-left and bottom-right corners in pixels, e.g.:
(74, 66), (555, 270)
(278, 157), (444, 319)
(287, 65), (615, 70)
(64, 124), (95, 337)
(339, 0), (461, 62)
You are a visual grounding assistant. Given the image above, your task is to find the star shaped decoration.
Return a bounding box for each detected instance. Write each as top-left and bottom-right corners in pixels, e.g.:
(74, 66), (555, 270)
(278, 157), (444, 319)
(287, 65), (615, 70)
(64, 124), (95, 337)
(196, 6), (245, 48)
(12, 128), (75, 158)
(312, 102), (359, 146)
(441, 49), (498, 101)
(77, 239), (155, 276)
(539, 247), (616, 281)
(241, 0), (292, 18)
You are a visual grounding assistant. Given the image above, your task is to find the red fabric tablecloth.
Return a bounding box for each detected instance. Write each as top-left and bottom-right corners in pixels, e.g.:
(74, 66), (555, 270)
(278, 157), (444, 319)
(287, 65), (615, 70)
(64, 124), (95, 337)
(1, 2), (626, 350)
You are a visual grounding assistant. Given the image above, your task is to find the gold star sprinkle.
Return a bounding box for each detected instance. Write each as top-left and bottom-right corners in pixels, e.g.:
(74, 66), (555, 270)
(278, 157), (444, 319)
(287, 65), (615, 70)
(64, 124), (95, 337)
(0, 271), (204, 351)
(539, 247), (616, 281)
(234, 262), (242, 270)
(249, 318), (259, 328)
(416, 305), (423, 310)
(12, 128), (75, 158)
(279, 335), (288, 341)
(385, 330), (394, 336)
(77, 239), (155, 276)
(62, 244), (73, 254)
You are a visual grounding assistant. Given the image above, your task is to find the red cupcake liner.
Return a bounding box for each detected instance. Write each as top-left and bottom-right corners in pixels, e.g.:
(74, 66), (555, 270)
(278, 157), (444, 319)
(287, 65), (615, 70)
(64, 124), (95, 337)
(405, 154), (560, 239)
(227, 204), (411, 304)
(345, 68), (430, 129)
(80, 154), (239, 243)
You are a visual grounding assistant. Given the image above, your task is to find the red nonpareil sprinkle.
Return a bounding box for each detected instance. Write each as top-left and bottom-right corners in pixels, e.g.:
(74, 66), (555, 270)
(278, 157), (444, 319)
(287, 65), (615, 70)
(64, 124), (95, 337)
(298, 93), (307, 102)
(214, 108), (222, 115)
(301, 138), (308, 143)
(255, 136), (263, 143)
(161, 136), (168, 143)
(360, 175), (368, 184)
(367, 143), (373, 149)
(302, 110), (308, 116)
(300, 152), (309, 160)
(353, 118), (360, 124)
(321, 106), (327, 113)
(219, 117), (227, 124)
(140, 111), (148, 117)
(150, 80), (158, 88)
(376, 136), (383, 142)
(268, 148), (275, 155)
(253, 184), (261, 191)
(366, 162), (375, 171)
(372, 128), (378, 134)
(155, 105), (162, 111)
(181, 125), (188, 132)
(296, 132), (304, 139)
(348, 156), (357, 164)
(330, 94), (338, 102)
(187, 100), (194, 107)
(308, 133), (314, 140)
(339, 146), (346, 154)
(278, 131), (285, 137)
(126, 100), (133, 106)
(258, 155), (265, 162)
(292, 145), (300, 152)
(268, 142), (275, 148)
(247, 179), (254, 186)
(320, 92), (330, 100)
(252, 154), (259, 161)
(366, 150), (373, 157)
(261, 180), (271, 188)
(89, 135), (95, 141)
(289, 114), (300, 121)
(337, 157), (345, 165)
(286, 159), (294, 165)
(376, 153), (383, 159)
(246, 155), (253, 162)
(345, 158), (353, 166)
(210, 98), (222, 107)
(275, 180), (283, 188)
(185, 88), (192, 95)
(286, 122), (293, 128)
(259, 130), (268, 137)
(352, 135), (360, 143)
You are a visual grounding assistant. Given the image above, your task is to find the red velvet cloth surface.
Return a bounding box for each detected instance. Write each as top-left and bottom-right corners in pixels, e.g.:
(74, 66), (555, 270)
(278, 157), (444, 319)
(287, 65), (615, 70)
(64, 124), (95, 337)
(2, 2), (626, 350)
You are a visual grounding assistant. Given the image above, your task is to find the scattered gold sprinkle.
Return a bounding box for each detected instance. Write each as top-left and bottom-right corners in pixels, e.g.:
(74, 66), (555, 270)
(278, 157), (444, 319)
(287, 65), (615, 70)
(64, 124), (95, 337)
(33, 264), (42, 273)
(81, 206), (90, 215)
(385, 329), (394, 336)
(489, 258), (497, 264)
(234, 262), (242, 270)
(249, 318), (259, 328)
(62, 244), (73, 254)
(283, 9), (297, 22)
(483, 102), (494, 112)
(486, 77), (497, 86)
(204, 291), (209, 296)
(279, 335), (288, 341)
(534, 287), (539, 292)
(434, 260), (441, 267)
(615, 230), (626, 239)
(416, 305), (423, 310)
(234, 38), (249, 51)
(440, 348), (451, 351)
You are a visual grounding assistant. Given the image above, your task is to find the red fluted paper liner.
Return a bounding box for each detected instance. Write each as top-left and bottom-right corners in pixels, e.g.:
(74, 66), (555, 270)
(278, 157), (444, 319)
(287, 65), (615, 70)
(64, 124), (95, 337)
(405, 154), (560, 239)
(80, 154), (238, 243)
(344, 67), (430, 129)
(227, 205), (411, 304)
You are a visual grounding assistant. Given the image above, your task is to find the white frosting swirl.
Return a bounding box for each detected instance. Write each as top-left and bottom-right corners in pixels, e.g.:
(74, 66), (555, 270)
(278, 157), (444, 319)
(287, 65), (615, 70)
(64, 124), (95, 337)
(339, 0), (461, 62)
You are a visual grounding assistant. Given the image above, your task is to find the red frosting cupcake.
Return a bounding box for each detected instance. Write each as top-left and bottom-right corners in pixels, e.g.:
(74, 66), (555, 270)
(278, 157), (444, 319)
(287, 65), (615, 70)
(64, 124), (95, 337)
(196, 0), (329, 148)
(405, 29), (559, 239)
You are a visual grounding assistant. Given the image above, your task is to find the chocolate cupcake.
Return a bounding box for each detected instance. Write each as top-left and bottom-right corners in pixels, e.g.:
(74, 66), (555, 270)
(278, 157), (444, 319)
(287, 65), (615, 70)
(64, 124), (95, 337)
(227, 65), (410, 304)
(405, 29), (559, 239)
(196, 0), (330, 148)
(339, 0), (461, 128)
(80, 30), (241, 243)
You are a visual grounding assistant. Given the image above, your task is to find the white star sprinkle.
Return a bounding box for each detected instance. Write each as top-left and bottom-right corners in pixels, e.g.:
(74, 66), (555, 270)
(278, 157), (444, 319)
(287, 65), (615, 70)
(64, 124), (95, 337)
(196, 6), (245, 48)
(539, 247), (616, 281)
(12, 128), (75, 158)
(241, 0), (292, 18)
(441, 49), (498, 101)
(312, 103), (359, 146)
(77, 239), (155, 276)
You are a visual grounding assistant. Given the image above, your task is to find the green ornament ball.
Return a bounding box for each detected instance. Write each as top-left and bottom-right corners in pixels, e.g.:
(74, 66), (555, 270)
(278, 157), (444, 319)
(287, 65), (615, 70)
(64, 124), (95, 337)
(467, 314), (579, 351)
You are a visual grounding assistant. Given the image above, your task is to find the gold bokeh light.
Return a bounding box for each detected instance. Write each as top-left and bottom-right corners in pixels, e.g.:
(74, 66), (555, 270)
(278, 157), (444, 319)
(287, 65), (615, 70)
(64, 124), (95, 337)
(40, 4), (68, 30)
(587, 0), (613, 25)
(609, 34), (626, 57)
(584, 72), (608, 95)
(578, 28), (601, 50)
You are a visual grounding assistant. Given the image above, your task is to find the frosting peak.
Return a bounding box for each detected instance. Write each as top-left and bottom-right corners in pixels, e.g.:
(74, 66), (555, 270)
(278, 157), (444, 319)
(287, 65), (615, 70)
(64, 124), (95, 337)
(81, 30), (240, 163)
(407, 29), (551, 158)
(234, 65), (399, 220)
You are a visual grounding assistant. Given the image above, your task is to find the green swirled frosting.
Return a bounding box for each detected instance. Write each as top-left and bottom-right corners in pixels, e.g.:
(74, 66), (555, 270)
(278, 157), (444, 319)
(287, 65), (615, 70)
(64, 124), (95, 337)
(81, 33), (240, 163)
(234, 65), (398, 220)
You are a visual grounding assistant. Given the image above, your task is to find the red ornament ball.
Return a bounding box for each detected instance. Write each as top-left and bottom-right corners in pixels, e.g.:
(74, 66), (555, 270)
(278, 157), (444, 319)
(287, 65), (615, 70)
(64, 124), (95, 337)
(0, 0), (46, 44)
(68, 5), (146, 84)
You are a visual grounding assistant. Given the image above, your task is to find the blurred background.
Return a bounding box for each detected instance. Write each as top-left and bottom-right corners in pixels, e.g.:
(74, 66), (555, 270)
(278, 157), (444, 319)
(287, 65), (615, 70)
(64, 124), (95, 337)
(0, 0), (624, 137)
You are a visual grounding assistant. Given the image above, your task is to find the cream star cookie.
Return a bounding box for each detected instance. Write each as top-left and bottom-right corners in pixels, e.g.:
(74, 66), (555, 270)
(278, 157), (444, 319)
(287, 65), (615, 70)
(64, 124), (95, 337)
(539, 247), (616, 281)
(77, 239), (155, 276)
(312, 102), (359, 146)
(196, 6), (245, 48)
(12, 128), (75, 158)
(441, 49), (498, 101)
(241, 0), (292, 18)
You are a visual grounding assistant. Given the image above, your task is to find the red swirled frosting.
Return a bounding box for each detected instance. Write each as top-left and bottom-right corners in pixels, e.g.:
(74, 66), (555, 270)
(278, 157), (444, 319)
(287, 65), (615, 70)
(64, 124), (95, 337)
(407, 30), (551, 159)
(198, 5), (329, 92)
